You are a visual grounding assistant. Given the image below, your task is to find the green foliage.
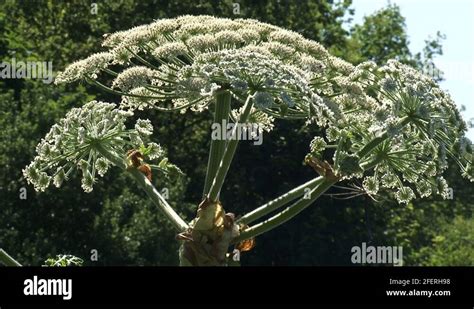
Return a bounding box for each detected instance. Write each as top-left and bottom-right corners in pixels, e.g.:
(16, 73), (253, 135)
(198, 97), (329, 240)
(350, 4), (412, 64)
(419, 216), (474, 266)
(380, 160), (473, 266)
(349, 4), (445, 81)
(43, 254), (84, 267)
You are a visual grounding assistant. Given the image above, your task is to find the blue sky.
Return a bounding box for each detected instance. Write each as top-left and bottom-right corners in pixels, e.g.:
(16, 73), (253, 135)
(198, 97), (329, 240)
(346, 0), (474, 140)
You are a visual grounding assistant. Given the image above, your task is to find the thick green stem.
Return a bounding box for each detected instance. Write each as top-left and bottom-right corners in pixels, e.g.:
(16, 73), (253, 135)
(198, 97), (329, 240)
(96, 144), (188, 231)
(207, 94), (254, 202)
(235, 177), (336, 242)
(237, 177), (324, 225)
(203, 91), (232, 198)
(235, 116), (413, 243)
(0, 249), (22, 266)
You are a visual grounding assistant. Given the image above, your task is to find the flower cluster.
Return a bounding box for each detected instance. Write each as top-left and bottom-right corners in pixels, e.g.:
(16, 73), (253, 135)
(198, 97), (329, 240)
(23, 101), (168, 193)
(51, 15), (472, 205)
(306, 60), (473, 204)
(55, 15), (350, 123)
(231, 106), (275, 137)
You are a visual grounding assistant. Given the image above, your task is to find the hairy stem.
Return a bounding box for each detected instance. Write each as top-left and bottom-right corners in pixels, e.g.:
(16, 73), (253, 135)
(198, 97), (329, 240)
(96, 144), (188, 231)
(207, 94), (254, 202)
(237, 176), (324, 225)
(235, 177), (336, 242)
(203, 91), (232, 198)
(0, 249), (22, 267)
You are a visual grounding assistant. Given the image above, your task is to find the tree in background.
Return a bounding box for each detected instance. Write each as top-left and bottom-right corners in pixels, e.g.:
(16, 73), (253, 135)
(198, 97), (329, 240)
(349, 4), (445, 81)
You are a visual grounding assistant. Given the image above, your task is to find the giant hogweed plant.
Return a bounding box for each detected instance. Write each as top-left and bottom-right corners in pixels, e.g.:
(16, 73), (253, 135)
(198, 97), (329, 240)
(16, 15), (473, 266)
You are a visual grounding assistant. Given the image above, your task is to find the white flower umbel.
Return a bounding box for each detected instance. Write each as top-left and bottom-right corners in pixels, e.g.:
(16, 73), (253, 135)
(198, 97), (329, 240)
(24, 101), (188, 231)
(182, 49), (336, 125)
(23, 101), (159, 193)
(309, 136), (327, 157)
(362, 176), (379, 196)
(230, 106), (275, 137)
(395, 186), (416, 204)
(112, 66), (157, 91)
(55, 52), (113, 83)
(305, 59), (473, 204)
(135, 119), (154, 136)
(54, 15), (349, 123)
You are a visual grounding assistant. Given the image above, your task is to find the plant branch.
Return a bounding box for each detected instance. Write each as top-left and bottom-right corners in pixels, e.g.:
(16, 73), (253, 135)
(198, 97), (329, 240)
(95, 144), (188, 231)
(0, 249), (22, 266)
(234, 117), (412, 241)
(235, 177), (337, 242)
(203, 91), (231, 198)
(207, 94), (254, 202)
(237, 176), (324, 225)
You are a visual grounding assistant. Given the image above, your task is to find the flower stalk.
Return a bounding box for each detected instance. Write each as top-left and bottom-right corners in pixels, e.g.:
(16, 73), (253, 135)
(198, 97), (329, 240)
(235, 176), (336, 242)
(237, 176), (324, 225)
(236, 116), (415, 242)
(95, 144), (188, 231)
(207, 94), (254, 202)
(202, 91), (232, 198)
